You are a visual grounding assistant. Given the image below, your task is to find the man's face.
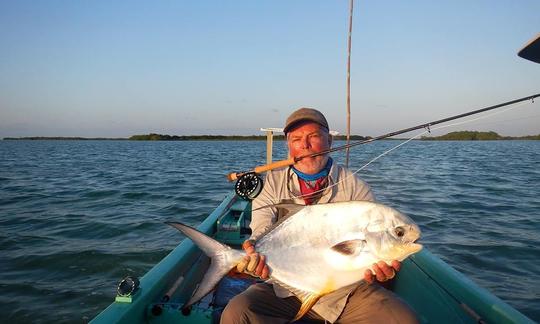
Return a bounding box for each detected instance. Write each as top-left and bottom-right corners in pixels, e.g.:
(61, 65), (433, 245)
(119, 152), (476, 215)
(287, 122), (332, 174)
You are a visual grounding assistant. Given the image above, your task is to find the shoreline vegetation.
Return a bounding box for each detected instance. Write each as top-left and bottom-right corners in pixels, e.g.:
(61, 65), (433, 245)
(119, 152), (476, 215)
(3, 131), (539, 141)
(420, 131), (540, 141)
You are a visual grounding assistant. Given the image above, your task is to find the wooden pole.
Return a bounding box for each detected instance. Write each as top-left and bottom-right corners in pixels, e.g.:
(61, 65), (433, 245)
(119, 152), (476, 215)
(266, 130), (273, 164)
(345, 0), (354, 167)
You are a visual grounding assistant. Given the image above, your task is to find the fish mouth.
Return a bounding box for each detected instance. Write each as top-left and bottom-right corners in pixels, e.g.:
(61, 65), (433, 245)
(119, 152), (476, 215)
(382, 241), (423, 260)
(407, 242), (423, 253)
(389, 242), (422, 260)
(406, 236), (423, 253)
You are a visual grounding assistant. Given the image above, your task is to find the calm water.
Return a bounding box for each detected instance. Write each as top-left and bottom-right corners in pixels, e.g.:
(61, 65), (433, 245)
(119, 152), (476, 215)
(1, 140), (539, 322)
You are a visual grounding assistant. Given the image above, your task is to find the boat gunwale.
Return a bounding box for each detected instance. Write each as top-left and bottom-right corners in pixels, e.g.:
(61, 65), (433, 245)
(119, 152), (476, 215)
(90, 193), (237, 324)
(401, 250), (534, 324)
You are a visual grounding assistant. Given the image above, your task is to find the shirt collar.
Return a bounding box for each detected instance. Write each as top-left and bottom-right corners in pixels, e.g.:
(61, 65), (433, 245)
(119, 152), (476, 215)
(287, 158), (338, 204)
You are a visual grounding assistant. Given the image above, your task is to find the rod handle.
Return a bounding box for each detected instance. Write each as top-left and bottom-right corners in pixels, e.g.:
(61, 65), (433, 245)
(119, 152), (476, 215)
(227, 157), (296, 182)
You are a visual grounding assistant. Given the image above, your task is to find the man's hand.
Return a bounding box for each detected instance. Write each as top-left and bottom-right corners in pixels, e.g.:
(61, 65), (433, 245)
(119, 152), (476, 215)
(235, 240), (270, 279)
(364, 260), (401, 284)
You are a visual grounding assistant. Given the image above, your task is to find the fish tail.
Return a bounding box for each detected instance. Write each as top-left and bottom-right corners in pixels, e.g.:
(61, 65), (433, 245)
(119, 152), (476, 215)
(166, 221), (244, 307)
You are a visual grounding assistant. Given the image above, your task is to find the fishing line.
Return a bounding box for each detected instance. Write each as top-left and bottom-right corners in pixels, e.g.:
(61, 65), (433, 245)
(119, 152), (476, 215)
(466, 113), (540, 127)
(227, 93), (539, 184)
(284, 98), (534, 202)
(285, 132), (427, 202)
(426, 99), (533, 132)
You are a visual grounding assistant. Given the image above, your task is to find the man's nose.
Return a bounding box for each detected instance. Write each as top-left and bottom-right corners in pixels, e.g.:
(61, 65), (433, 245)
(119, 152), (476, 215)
(300, 137), (310, 149)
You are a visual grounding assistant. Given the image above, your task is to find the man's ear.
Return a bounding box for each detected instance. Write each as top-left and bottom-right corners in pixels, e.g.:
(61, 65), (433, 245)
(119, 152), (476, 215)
(328, 134), (333, 147)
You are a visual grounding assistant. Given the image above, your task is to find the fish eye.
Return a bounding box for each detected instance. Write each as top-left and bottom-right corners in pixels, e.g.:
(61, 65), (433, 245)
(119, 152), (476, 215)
(394, 226), (405, 237)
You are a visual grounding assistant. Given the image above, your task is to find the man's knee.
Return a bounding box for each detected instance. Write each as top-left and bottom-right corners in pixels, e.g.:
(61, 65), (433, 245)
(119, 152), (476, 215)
(340, 284), (419, 324)
(384, 298), (419, 324)
(221, 293), (251, 323)
(371, 291), (419, 324)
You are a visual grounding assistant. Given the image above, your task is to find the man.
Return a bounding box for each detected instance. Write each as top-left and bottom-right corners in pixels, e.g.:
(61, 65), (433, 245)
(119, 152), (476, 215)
(221, 108), (418, 323)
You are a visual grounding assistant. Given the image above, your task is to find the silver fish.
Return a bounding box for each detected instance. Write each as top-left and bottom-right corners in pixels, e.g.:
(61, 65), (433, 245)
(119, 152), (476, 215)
(167, 201), (422, 320)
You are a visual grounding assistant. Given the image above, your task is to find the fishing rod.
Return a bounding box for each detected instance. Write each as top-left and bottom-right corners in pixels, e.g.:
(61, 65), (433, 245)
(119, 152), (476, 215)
(228, 93), (539, 199)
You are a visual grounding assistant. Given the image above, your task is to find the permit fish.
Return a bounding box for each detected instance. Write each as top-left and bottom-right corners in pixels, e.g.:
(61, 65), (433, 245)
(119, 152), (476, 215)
(167, 201), (422, 321)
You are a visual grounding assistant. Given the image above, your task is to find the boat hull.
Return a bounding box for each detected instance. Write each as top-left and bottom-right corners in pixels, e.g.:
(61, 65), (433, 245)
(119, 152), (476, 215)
(91, 194), (534, 324)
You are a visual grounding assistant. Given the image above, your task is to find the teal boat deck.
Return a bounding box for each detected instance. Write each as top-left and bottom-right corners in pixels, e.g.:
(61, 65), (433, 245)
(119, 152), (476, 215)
(92, 193), (534, 324)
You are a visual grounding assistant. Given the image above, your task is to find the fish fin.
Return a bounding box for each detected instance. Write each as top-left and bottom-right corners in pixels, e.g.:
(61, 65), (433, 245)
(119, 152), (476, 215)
(269, 279), (312, 301)
(166, 222), (244, 307)
(293, 293), (322, 322)
(252, 200), (305, 218)
(331, 239), (366, 255)
(269, 280), (323, 321)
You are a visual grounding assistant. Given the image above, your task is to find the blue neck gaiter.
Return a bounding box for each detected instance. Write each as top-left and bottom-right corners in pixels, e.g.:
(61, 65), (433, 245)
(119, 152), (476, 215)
(292, 157), (333, 181)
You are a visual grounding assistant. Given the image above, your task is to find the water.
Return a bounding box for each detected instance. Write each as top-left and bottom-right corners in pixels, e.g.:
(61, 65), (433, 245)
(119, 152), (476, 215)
(0, 140), (539, 322)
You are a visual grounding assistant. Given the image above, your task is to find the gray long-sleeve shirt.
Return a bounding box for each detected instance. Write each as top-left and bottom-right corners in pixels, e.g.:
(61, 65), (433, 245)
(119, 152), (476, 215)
(250, 163), (375, 322)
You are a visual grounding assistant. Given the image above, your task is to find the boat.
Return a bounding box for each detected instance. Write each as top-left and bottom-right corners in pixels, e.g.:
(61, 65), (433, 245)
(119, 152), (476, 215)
(91, 35), (539, 324)
(91, 192), (534, 324)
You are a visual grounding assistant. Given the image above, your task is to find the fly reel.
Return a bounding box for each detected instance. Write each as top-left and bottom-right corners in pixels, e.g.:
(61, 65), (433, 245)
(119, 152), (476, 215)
(234, 172), (263, 200)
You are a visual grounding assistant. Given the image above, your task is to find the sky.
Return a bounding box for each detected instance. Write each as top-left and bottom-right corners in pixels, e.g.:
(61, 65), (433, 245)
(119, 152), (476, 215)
(1, 1), (539, 138)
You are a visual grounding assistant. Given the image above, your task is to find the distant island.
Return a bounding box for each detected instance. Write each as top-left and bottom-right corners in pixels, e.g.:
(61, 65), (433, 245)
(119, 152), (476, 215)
(128, 133), (372, 141)
(129, 134), (283, 141)
(3, 133), (372, 141)
(2, 136), (127, 140)
(3, 131), (539, 141)
(420, 131), (540, 141)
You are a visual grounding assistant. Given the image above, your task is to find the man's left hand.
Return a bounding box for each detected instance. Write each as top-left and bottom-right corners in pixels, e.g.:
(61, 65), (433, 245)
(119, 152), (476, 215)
(234, 239), (270, 279)
(364, 260), (401, 284)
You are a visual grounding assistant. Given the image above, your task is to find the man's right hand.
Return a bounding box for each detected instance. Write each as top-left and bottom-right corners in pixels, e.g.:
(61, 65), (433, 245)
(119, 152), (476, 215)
(235, 240), (270, 279)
